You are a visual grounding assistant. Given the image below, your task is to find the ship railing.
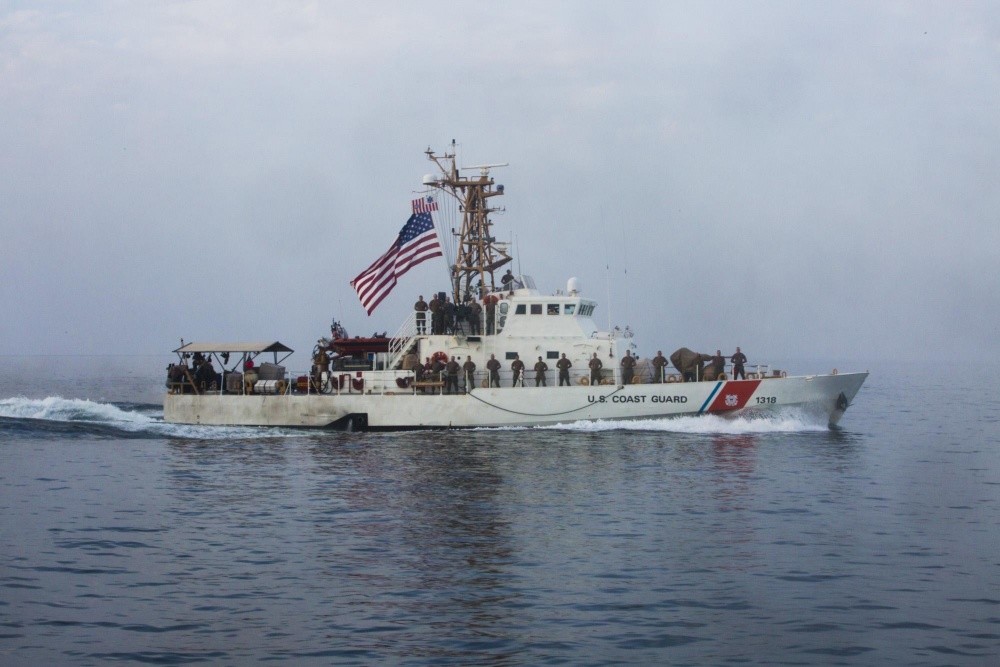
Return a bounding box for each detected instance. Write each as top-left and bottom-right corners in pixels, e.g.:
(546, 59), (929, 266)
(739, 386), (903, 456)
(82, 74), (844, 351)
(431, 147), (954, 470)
(225, 363), (789, 399)
(386, 313), (418, 370)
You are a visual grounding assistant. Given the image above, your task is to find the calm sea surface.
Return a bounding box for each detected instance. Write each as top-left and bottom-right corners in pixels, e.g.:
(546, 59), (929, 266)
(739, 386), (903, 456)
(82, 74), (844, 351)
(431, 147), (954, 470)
(1, 356), (998, 666)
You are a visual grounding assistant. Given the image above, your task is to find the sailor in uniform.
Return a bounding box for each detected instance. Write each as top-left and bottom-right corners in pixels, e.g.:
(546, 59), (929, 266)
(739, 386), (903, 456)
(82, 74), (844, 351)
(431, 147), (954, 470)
(652, 350), (667, 383)
(445, 356), (460, 394)
(556, 353), (572, 386)
(731, 347), (747, 380)
(534, 357), (549, 386)
(589, 353), (603, 386)
(621, 350), (636, 385)
(487, 354), (501, 387)
(414, 295), (428, 334)
(462, 357), (477, 392)
(511, 354), (525, 387)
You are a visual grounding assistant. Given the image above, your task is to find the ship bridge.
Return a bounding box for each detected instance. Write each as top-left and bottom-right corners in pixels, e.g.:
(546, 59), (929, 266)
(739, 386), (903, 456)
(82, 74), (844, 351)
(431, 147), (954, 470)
(496, 291), (599, 338)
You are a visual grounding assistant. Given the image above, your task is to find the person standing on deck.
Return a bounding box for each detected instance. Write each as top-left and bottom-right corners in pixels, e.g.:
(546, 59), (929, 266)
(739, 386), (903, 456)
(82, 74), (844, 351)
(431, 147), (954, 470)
(431, 356), (445, 386)
(711, 350), (726, 379)
(621, 350), (636, 385)
(557, 353), (572, 386)
(468, 299), (482, 335)
(485, 296), (497, 335)
(414, 296), (428, 334)
(731, 347), (747, 380)
(487, 354), (501, 387)
(443, 297), (456, 335)
(429, 294), (442, 335)
(511, 354), (525, 387)
(652, 350), (667, 383)
(534, 357), (549, 387)
(589, 353), (603, 386)
(462, 357), (477, 393)
(445, 356), (460, 394)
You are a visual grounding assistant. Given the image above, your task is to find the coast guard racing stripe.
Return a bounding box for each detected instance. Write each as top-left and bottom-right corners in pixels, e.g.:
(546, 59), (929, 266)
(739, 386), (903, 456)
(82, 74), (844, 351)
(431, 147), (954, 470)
(706, 380), (762, 413)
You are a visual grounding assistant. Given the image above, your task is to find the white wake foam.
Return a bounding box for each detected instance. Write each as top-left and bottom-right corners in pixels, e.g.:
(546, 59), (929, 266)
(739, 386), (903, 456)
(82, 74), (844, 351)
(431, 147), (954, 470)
(0, 396), (299, 440)
(533, 409), (829, 434)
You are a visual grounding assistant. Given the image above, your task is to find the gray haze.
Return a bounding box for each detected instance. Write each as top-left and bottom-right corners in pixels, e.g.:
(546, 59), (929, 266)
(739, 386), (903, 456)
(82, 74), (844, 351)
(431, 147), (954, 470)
(2, 1), (998, 367)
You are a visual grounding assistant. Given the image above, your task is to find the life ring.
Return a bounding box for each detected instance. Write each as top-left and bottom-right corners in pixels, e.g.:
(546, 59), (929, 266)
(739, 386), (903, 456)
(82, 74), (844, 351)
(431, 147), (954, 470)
(431, 351), (448, 364)
(352, 378), (365, 392)
(579, 377), (590, 385)
(666, 374), (677, 383)
(631, 376), (643, 384)
(717, 373), (727, 381)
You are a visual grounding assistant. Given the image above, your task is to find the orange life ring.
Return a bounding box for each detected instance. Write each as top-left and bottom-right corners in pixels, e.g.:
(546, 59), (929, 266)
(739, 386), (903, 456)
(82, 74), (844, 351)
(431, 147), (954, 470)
(431, 351), (448, 364)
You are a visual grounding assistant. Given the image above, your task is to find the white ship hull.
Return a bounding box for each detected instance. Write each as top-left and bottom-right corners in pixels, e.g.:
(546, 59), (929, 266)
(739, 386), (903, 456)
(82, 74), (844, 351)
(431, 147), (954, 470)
(164, 371), (867, 430)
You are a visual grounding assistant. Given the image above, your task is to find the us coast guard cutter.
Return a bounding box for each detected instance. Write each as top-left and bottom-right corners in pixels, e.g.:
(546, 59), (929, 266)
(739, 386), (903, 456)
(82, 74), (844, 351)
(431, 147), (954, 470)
(164, 145), (867, 430)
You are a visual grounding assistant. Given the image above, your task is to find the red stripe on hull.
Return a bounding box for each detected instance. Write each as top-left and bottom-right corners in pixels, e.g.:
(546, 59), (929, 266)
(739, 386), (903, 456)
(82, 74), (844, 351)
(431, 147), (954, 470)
(707, 379), (761, 412)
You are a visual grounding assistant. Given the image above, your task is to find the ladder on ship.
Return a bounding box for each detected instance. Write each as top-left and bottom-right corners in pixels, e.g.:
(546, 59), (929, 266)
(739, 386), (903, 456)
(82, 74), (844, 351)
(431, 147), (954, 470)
(386, 313), (418, 370)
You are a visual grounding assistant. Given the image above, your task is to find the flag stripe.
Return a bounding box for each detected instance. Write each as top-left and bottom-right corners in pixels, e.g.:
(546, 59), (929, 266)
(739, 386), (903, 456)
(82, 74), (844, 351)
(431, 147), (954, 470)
(351, 212), (442, 314)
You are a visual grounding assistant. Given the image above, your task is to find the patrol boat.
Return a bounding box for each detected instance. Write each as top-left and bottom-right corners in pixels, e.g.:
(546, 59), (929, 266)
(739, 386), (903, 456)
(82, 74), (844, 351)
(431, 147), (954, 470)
(163, 146), (867, 430)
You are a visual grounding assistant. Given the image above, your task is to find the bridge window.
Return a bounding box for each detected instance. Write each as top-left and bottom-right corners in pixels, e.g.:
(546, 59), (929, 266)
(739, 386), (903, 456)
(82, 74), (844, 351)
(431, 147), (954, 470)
(530, 304), (542, 315)
(515, 304), (526, 315)
(564, 304), (576, 315)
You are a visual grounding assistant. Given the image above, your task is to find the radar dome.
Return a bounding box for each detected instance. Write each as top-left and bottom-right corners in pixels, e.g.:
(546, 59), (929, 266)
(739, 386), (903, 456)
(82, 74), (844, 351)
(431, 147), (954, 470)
(567, 277), (580, 295)
(422, 174), (438, 185)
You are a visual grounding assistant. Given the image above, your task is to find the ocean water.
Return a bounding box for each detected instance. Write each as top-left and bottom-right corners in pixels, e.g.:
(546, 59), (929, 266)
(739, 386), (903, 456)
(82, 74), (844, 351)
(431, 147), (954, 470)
(1, 356), (998, 666)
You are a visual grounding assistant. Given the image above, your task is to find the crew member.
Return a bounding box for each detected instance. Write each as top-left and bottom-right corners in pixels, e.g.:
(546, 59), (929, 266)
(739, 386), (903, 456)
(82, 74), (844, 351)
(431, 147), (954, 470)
(485, 296), (497, 335)
(443, 297), (456, 335)
(431, 355), (445, 387)
(511, 354), (525, 387)
(534, 357), (549, 387)
(589, 353), (603, 386)
(468, 299), (482, 335)
(195, 357), (218, 392)
(731, 346), (747, 380)
(455, 300), (468, 335)
(501, 269), (515, 291)
(711, 350), (726, 379)
(556, 353), (572, 386)
(486, 354), (501, 387)
(445, 356), (460, 394)
(414, 295), (428, 334)
(652, 350), (667, 383)
(462, 357), (477, 393)
(621, 350), (636, 385)
(429, 294), (442, 335)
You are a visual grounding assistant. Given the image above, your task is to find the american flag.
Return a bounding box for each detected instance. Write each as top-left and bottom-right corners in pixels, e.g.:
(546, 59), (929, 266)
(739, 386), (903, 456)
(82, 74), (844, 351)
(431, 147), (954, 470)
(351, 212), (443, 315)
(411, 196), (438, 214)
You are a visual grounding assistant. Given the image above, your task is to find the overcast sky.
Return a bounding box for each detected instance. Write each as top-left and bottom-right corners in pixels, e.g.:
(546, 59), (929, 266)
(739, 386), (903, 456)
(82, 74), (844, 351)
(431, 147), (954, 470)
(2, 1), (997, 367)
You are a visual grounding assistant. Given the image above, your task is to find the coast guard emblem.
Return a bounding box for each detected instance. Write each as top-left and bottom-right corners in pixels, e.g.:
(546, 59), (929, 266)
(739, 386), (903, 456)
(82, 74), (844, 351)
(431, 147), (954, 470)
(725, 394), (738, 407)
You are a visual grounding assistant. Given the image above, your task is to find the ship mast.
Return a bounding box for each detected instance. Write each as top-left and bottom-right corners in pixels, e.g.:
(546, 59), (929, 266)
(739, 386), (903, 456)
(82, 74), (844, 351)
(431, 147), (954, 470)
(424, 143), (511, 303)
